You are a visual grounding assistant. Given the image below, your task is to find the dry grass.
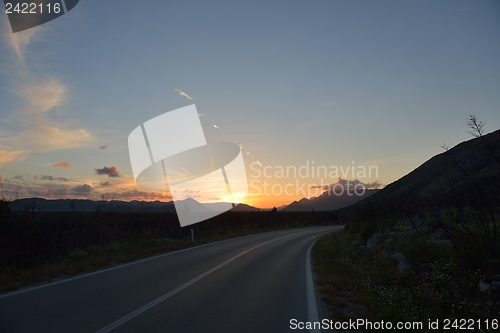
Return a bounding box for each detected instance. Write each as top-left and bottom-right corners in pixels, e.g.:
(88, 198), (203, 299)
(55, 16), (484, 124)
(312, 222), (500, 331)
(0, 228), (279, 293)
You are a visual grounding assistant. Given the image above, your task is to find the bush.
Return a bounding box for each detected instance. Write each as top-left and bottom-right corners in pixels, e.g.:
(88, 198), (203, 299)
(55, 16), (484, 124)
(371, 307), (407, 331)
(0, 198), (10, 231)
(359, 220), (377, 243)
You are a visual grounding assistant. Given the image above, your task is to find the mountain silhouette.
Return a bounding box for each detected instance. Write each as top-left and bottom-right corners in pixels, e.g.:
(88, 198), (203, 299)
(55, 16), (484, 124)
(365, 129), (500, 205)
(9, 197), (259, 213)
(282, 189), (378, 211)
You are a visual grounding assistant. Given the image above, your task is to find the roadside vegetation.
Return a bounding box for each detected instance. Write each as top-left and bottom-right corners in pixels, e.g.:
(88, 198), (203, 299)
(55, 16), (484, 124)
(313, 213), (499, 330)
(0, 207), (336, 293)
(313, 117), (500, 331)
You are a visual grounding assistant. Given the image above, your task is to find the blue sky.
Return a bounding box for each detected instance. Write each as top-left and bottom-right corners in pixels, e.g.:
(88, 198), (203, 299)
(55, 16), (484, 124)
(1, 0), (499, 207)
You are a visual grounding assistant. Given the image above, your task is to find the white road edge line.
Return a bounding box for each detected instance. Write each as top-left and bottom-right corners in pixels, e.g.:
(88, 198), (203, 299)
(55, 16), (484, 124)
(94, 232), (308, 333)
(306, 238), (321, 333)
(0, 228), (305, 299)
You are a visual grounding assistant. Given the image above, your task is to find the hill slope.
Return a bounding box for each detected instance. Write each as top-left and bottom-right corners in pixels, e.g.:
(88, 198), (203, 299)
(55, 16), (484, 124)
(282, 189), (378, 211)
(362, 129), (500, 205)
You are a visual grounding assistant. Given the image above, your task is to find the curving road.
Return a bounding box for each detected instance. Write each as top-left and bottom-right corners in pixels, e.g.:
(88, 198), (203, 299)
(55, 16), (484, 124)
(0, 226), (341, 333)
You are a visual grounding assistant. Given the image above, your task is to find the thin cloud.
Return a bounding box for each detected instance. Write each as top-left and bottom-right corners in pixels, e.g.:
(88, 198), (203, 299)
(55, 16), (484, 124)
(70, 184), (92, 196)
(18, 77), (67, 115)
(0, 148), (34, 166)
(0, 23), (93, 167)
(4, 22), (41, 60)
(97, 188), (171, 201)
(39, 175), (69, 182)
(27, 186), (69, 198)
(175, 89), (193, 100)
(53, 161), (71, 168)
(100, 181), (112, 187)
(301, 117), (324, 129)
(0, 80), (91, 164)
(95, 166), (121, 177)
(182, 194), (201, 199)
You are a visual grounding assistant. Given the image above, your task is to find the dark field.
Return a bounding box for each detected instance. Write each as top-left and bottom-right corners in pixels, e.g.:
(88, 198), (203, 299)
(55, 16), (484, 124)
(0, 205), (338, 291)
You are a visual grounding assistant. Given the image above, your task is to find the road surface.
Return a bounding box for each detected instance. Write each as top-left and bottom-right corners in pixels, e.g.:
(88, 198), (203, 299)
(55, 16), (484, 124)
(0, 226), (341, 333)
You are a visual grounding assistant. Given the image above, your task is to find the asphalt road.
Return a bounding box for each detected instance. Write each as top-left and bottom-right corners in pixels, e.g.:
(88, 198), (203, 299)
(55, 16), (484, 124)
(0, 226), (341, 333)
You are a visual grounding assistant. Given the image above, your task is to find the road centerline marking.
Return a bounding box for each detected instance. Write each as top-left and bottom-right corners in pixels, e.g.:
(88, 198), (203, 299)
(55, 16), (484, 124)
(0, 229), (312, 299)
(94, 231), (313, 333)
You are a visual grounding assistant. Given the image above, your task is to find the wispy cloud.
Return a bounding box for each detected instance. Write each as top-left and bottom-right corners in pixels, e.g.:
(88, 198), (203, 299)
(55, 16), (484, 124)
(97, 188), (171, 201)
(300, 117), (324, 129)
(0, 149), (33, 166)
(4, 23), (42, 61)
(175, 88), (193, 100)
(37, 175), (69, 182)
(0, 107), (92, 166)
(26, 186), (69, 199)
(53, 161), (71, 168)
(17, 77), (67, 115)
(0, 24), (93, 167)
(0, 172), (173, 201)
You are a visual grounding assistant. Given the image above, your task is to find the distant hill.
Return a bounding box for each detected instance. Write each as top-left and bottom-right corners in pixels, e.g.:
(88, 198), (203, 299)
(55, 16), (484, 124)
(365, 129), (500, 205)
(281, 189), (378, 212)
(9, 198), (259, 213)
(203, 202), (260, 212)
(9, 198), (176, 212)
(281, 129), (500, 212)
(230, 203), (261, 211)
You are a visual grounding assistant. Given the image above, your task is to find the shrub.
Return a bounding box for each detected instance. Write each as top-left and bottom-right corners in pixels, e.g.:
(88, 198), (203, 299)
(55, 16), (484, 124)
(371, 307), (407, 330)
(359, 220), (377, 243)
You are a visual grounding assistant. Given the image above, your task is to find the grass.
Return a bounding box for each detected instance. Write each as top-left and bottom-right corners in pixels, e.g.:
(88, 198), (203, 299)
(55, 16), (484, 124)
(0, 227), (282, 293)
(312, 220), (500, 331)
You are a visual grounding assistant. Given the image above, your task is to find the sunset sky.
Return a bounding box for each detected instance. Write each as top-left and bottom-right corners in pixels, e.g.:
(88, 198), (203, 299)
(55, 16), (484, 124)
(1, 0), (499, 208)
